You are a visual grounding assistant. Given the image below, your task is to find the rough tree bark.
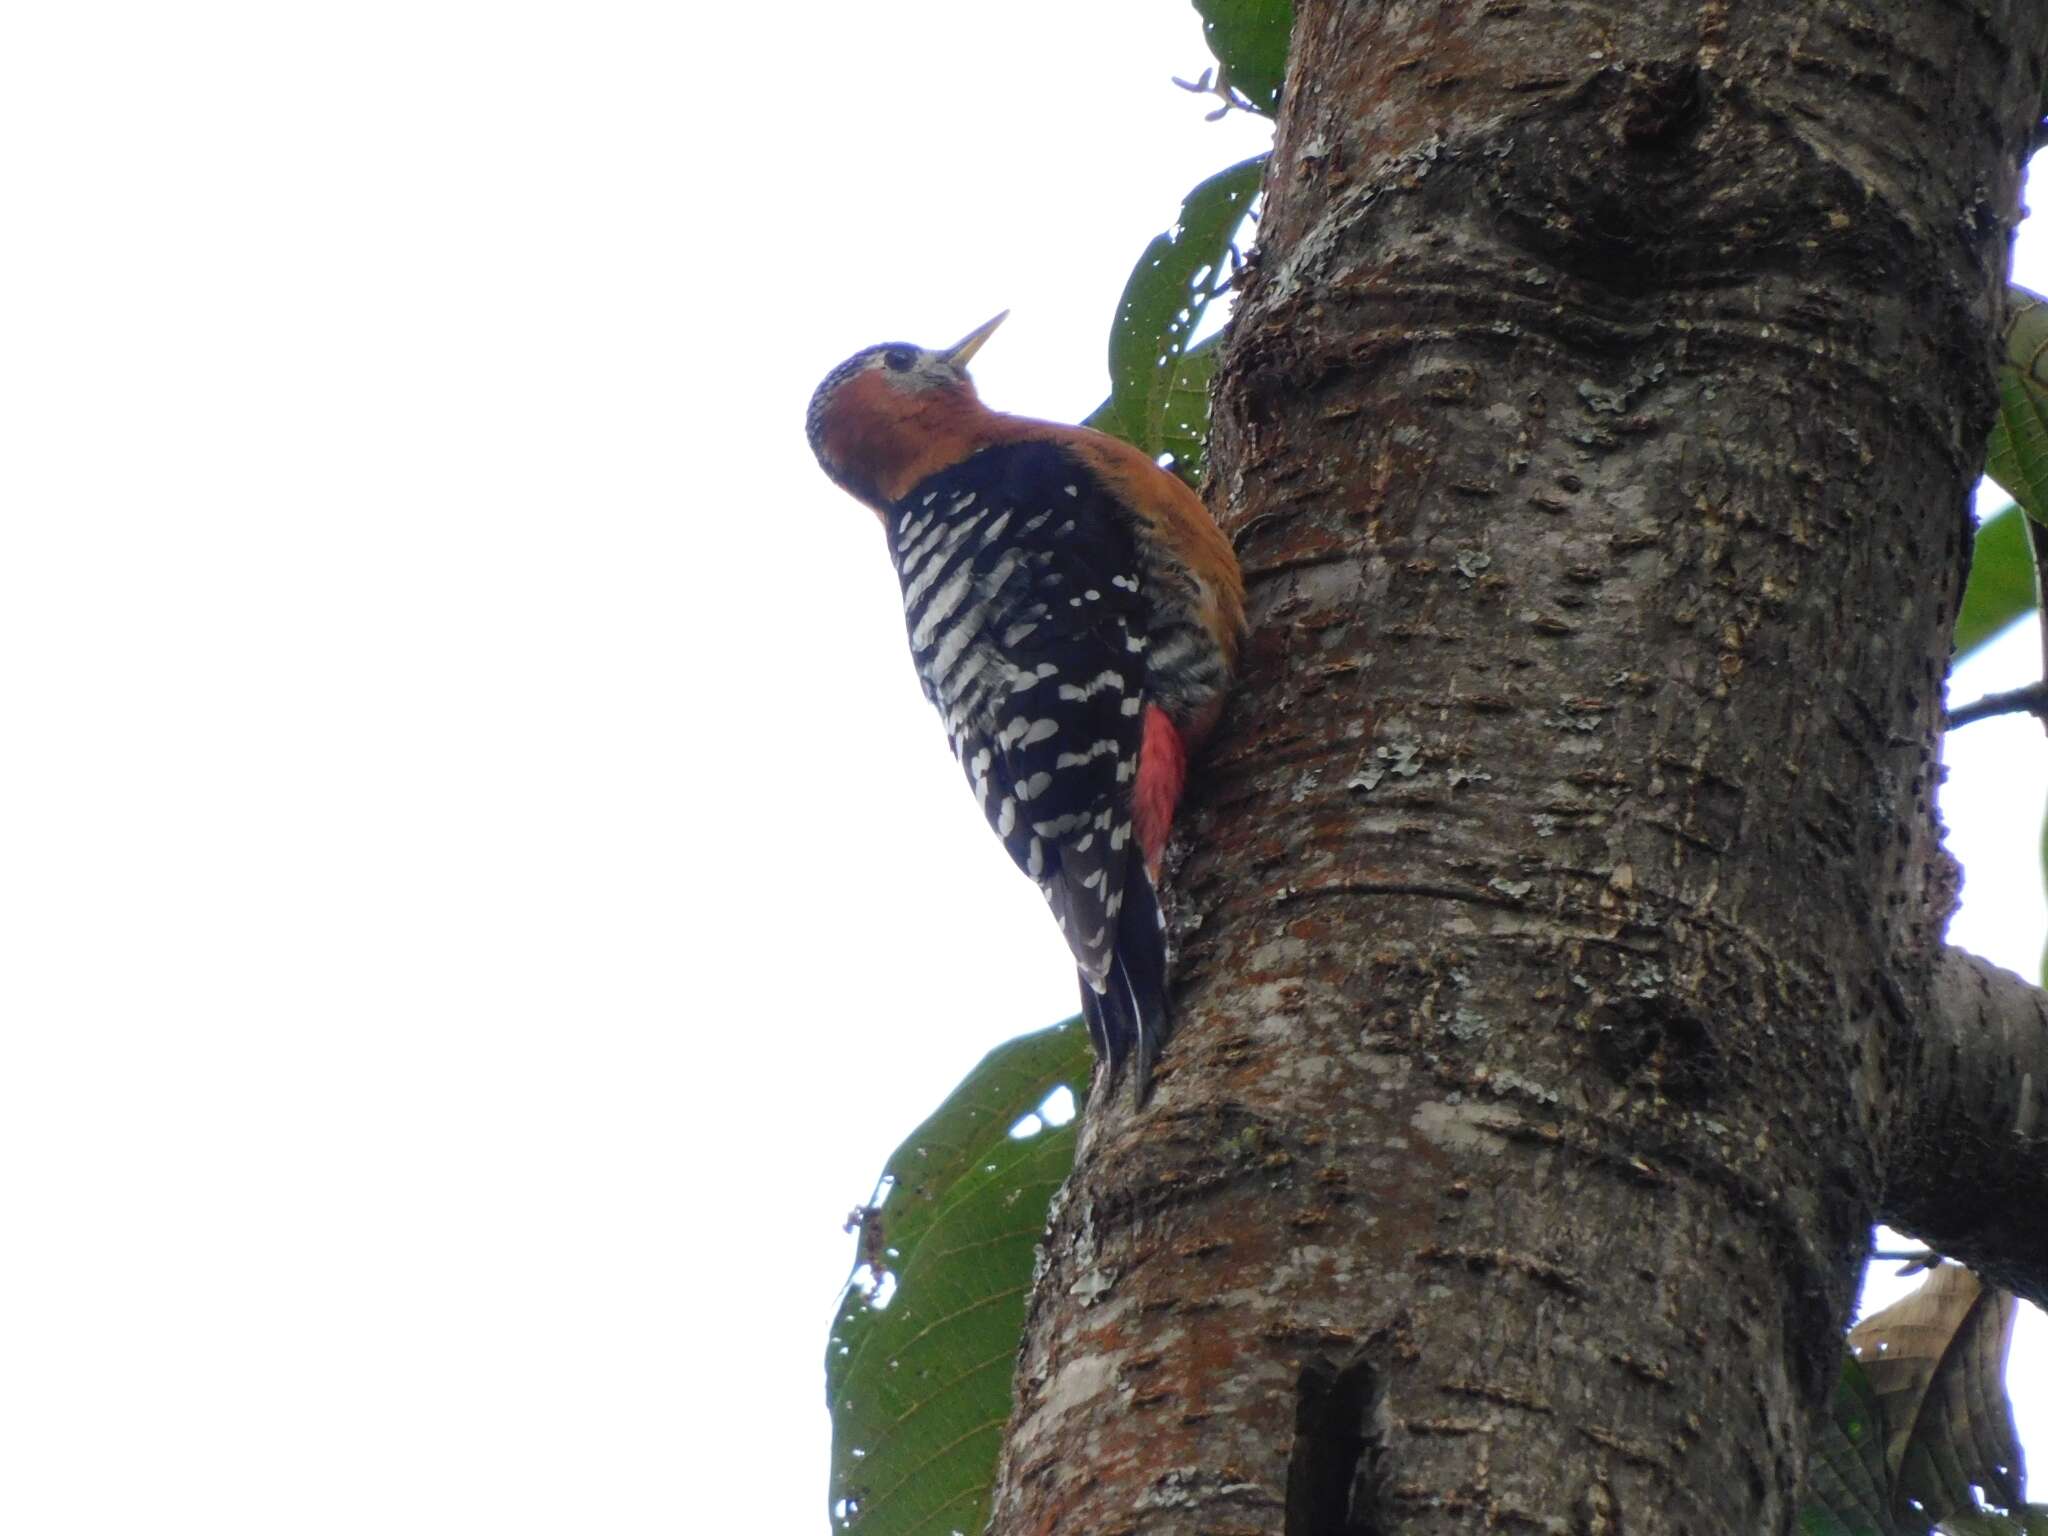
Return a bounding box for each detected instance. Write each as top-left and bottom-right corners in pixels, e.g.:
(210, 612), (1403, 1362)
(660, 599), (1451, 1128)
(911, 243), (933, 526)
(986, 5), (2048, 1534)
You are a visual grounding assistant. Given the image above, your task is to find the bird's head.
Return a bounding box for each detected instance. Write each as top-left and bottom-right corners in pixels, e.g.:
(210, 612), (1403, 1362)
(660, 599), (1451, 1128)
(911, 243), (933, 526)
(806, 311), (1008, 512)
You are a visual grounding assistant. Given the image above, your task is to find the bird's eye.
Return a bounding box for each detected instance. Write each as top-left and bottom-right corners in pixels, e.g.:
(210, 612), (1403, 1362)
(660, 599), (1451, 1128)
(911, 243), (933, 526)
(883, 348), (916, 372)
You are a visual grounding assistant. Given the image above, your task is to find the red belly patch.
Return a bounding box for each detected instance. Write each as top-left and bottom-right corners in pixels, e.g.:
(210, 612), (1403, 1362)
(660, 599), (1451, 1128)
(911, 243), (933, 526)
(1133, 705), (1187, 879)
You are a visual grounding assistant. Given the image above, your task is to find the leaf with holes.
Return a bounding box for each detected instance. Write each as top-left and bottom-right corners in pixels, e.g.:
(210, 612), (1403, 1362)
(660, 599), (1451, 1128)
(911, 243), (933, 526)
(1955, 502), (2036, 662)
(1087, 153), (1264, 483)
(1803, 1356), (1916, 1536)
(1095, 330), (1223, 485)
(825, 1019), (1092, 1536)
(1193, 0), (1293, 115)
(1848, 1265), (2025, 1527)
(1986, 286), (2048, 524)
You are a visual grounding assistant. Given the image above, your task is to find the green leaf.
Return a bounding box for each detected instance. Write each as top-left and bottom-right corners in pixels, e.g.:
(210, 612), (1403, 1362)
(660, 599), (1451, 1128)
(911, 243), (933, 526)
(1087, 153), (1265, 483)
(1955, 502), (2036, 661)
(1941, 1508), (2048, 1536)
(825, 1021), (1092, 1536)
(1985, 286), (2048, 523)
(1804, 1355), (1922, 1536)
(1192, 0), (1293, 115)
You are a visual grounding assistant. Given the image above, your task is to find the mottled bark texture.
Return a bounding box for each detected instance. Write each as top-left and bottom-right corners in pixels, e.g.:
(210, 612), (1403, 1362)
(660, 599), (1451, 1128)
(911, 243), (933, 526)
(986, 5), (2048, 1535)
(1886, 950), (2048, 1307)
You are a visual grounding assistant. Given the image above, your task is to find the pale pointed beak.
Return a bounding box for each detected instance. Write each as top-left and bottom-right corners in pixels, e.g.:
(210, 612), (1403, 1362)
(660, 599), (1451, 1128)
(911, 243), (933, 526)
(944, 310), (1008, 368)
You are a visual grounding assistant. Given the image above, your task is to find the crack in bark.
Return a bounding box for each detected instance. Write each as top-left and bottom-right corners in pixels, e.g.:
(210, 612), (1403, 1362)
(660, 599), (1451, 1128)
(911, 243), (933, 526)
(1269, 877), (1535, 913)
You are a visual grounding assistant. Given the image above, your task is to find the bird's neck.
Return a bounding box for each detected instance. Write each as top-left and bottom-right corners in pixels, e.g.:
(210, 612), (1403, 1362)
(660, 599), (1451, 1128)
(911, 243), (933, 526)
(822, 382), (1042, 514)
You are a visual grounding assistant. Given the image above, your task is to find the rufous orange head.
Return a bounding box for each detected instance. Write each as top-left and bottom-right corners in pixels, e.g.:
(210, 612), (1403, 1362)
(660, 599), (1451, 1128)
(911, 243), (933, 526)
(806, 312), (1009, 513)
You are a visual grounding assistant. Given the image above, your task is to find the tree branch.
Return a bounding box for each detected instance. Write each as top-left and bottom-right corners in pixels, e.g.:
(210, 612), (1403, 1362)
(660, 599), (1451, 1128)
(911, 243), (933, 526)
(1881, 948), (2048, 1309)
(1945, 680), (2048, 729)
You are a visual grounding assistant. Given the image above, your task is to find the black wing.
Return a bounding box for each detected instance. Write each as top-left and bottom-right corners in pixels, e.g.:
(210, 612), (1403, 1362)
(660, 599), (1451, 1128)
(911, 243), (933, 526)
(887, 440), (1150, 1001)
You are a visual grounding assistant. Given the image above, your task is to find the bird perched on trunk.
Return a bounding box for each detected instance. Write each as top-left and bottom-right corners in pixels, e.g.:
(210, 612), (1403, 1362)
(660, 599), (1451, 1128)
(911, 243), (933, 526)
(806, 313), (1244, 1096)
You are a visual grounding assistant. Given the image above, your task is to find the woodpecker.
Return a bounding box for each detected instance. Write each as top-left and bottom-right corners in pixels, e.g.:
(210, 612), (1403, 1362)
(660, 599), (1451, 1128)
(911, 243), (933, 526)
(807, 312), (1245, 1094)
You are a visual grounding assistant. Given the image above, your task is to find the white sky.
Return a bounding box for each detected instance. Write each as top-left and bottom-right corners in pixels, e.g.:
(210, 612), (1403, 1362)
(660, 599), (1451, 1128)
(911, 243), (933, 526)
(1, 4), (2040, 1531)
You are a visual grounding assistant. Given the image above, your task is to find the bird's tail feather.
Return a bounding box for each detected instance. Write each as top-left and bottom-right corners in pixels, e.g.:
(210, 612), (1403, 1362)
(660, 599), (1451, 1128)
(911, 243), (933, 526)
(1077, 872), (1169, 1101)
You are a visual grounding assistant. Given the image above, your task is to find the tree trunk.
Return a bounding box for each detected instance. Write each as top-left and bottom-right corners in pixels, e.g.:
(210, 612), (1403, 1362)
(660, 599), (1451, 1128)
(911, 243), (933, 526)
(986, 5), (2048, 1534)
